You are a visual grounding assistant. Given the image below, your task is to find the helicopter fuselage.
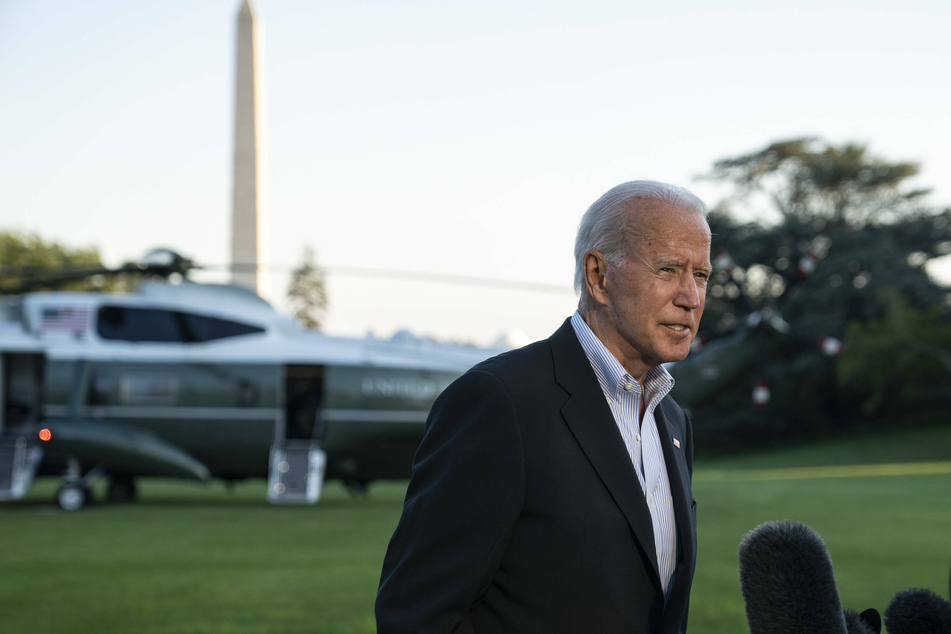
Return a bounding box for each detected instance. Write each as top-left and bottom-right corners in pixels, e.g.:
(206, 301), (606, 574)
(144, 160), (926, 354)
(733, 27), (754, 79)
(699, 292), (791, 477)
(0, 279), (498, 507)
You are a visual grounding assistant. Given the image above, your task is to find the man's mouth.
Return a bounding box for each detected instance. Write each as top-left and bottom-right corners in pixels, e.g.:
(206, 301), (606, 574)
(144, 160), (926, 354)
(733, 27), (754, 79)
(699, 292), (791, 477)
(665, 324), (691, 333)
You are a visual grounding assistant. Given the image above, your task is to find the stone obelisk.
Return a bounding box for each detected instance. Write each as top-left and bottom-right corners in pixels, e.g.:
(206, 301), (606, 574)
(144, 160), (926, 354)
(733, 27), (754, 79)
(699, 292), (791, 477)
(230, 0), (268, 296)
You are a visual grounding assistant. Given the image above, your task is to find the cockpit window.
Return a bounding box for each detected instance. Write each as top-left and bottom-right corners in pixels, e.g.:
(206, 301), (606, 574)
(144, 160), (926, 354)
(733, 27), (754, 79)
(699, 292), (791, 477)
(97, 306), (264, 343)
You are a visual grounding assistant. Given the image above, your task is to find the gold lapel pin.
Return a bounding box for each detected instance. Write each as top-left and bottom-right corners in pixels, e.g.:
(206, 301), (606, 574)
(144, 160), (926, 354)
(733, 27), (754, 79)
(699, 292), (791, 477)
(673, 438), (681, 449)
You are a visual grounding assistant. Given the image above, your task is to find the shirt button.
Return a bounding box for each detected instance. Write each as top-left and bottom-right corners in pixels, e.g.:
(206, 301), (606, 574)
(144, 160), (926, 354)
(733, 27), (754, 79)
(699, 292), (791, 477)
(636, 434), (641, 442)
(624, 382), (634, 391)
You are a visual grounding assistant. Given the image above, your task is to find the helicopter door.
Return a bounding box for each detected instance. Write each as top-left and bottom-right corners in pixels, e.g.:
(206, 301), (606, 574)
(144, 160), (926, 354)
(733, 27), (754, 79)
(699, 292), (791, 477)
(0, 354), (45, 501)
(2, 353), (44, 431)
(267, 365), (327, 504)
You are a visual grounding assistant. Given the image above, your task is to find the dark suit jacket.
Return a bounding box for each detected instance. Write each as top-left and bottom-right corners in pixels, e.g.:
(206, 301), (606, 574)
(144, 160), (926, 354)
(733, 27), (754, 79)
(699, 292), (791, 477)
(376, 318), (697, 633)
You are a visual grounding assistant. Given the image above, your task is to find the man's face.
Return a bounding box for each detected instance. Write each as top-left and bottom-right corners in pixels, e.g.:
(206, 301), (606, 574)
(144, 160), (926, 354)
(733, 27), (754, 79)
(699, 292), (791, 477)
(595, 201), (712, 380)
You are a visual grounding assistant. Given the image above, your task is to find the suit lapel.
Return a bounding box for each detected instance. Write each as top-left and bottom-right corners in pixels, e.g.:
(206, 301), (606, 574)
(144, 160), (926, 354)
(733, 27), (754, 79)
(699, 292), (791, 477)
(654, 401), (693, 567)
(549, 320), (662, 589)
(654, 400), (696, 633)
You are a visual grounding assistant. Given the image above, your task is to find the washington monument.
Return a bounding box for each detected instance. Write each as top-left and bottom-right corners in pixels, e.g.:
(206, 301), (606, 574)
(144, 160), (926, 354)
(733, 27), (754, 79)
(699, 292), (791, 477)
(230, 0), (268, 296)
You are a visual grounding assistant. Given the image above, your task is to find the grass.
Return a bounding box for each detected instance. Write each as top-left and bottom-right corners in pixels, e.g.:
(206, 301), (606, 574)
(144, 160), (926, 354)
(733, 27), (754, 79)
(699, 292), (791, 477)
(695, 422), (951, 469)
(2, 426), (950, 633)
(1, 479), (398, 634)
(691, 474), (951, 631)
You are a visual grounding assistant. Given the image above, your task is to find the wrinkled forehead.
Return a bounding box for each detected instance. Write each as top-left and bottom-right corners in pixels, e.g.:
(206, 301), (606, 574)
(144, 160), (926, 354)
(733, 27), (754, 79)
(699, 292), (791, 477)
(623, 200), (711, 243)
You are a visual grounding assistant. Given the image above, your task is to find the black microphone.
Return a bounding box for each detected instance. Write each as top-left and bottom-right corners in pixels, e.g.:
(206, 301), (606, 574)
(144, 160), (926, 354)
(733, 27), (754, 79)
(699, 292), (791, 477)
(844, 608), (882, 634)
(738, 520), (848, 634)
(884, 588), (951, 634)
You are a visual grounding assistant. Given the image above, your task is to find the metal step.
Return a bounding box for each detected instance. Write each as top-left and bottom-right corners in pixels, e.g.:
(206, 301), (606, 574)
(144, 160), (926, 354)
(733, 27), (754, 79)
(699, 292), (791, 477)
(267, 441), (326, 504)
(0, 437), (44, 501)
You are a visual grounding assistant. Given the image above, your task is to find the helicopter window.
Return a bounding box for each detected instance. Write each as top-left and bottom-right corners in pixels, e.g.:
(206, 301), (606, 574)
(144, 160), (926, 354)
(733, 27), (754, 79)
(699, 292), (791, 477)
(180, 313), (264, 342)
(97, 306), (182, 342)
(96, 306), (264, 343)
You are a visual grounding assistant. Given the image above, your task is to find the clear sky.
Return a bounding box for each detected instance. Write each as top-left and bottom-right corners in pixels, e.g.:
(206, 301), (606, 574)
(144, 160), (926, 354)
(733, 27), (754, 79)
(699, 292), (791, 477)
(2, 0), (949, 345)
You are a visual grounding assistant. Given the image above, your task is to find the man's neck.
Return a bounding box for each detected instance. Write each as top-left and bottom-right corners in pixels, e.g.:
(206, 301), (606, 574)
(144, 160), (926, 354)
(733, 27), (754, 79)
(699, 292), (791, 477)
(578, 307), (650, 385)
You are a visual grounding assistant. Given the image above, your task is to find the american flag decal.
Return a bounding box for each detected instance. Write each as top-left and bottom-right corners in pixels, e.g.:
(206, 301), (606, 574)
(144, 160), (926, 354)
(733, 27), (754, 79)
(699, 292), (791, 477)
(41, 307), (89, 332)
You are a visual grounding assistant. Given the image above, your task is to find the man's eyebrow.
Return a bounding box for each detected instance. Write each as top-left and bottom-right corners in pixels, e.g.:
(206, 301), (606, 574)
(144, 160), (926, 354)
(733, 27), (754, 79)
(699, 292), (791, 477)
(657, 259), (713, 274)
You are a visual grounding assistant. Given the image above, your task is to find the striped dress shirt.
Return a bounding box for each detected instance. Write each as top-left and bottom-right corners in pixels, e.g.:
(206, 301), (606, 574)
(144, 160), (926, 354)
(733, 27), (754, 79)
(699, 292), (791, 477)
(570, 311), (678, 594)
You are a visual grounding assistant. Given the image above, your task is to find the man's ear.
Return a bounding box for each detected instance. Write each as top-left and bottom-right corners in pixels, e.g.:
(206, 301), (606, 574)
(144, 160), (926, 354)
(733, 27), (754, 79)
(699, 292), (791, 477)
(584, 251), (609, 307)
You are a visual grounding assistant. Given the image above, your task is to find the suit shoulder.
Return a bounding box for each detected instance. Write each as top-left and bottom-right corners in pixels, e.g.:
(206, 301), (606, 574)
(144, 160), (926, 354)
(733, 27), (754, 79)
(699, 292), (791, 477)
(466, 338), (553, 382)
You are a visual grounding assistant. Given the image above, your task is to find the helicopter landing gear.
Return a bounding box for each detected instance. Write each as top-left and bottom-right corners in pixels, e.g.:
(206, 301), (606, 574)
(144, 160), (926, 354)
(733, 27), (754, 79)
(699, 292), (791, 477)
(107, 475), (137, 503)
(55, 458), (104, 511)
(56, 483), (90, 511)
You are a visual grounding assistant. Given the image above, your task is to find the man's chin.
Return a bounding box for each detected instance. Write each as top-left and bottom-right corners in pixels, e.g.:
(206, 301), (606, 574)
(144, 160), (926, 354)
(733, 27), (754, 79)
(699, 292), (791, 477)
(664, 345), (693, 363)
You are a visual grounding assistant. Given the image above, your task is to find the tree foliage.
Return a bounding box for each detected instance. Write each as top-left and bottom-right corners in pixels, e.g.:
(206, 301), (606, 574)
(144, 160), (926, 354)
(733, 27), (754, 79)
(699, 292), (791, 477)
(286, 246), (328, 330)
(708, 138), (929, 227)
(0, 231), (114, 293)
(837, 288), (951, 416)
(692, 138), (951, 439)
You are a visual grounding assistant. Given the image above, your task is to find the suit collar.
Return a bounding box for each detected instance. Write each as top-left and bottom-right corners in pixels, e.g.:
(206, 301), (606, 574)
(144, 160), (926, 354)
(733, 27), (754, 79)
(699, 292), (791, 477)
(569, 310), (676, 405)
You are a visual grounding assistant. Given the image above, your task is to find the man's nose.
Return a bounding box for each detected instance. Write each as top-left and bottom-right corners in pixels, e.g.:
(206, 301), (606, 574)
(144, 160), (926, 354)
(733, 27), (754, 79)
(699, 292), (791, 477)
(674, 274), (702, 310)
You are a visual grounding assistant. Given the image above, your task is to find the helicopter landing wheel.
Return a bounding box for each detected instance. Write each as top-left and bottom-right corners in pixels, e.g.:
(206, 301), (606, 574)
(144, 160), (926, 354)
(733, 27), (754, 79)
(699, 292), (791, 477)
(56, 484), (89, 511)
(107, 475), (137, 503)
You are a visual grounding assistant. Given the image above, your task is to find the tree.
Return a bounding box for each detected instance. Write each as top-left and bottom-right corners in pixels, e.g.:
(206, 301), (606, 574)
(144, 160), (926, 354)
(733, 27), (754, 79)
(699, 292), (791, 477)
(837, 288), (951, 416)
(707, 137), (929, 227)
(691, 138), (951, 439)
(286, 246), (328, 330)
(0, 231), (113, 293)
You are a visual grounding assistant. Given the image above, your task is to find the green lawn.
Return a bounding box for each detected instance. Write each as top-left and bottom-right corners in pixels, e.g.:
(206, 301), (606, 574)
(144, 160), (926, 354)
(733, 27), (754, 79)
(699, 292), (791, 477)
(2, 427), (949, 633)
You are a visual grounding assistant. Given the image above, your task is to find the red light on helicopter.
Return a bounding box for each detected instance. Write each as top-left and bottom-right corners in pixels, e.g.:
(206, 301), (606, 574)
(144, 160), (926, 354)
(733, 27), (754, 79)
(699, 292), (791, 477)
(38, 429), (52, 442)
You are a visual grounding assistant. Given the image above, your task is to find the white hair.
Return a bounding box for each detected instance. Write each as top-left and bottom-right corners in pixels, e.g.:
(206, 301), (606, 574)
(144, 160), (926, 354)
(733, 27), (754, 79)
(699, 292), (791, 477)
(573, 180), (707, 305)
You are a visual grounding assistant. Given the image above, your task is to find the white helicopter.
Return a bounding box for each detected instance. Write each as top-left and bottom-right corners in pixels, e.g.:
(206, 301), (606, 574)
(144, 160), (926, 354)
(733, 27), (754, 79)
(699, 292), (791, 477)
(0, 249), (503, 510)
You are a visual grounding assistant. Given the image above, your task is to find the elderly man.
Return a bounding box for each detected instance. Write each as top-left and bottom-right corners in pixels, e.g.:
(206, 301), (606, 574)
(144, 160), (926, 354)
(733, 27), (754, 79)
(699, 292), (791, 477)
(376, 181), (711, 634)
